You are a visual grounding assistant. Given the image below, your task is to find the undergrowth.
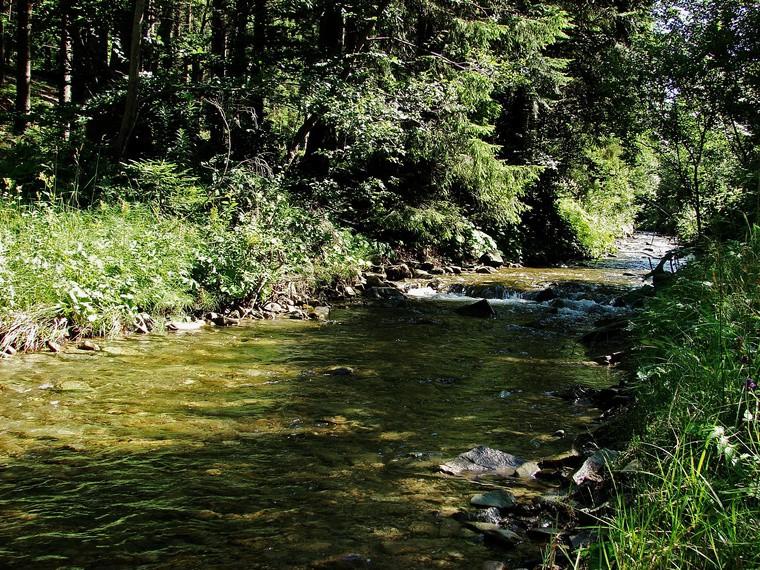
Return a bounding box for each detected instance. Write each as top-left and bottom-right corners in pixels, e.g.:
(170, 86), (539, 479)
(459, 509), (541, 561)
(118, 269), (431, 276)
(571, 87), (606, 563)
(597, 228), (760, 569)
(0, 175), (372, 352)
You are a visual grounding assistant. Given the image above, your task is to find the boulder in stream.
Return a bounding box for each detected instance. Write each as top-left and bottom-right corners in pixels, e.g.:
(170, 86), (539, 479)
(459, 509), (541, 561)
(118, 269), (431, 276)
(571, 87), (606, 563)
(308, 306), (330, 321)
(363, 272), (389, 288)
(455, 299), (496, 319)
(440, 446), (526, 477)
(385, 264), (413, 281)
(167, 320), (205, 332)
(480, 251), (504, 267)
(77, 340), (100, 351)
(367, 287), (407, 301)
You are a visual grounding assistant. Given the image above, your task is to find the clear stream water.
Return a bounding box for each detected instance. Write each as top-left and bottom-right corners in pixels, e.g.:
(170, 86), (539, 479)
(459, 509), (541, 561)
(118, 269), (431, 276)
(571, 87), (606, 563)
(0, 234), (675, 569)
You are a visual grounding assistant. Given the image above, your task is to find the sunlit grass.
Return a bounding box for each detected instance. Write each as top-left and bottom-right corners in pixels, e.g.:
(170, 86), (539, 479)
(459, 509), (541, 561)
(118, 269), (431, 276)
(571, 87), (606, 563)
(596, 228), (760, 569)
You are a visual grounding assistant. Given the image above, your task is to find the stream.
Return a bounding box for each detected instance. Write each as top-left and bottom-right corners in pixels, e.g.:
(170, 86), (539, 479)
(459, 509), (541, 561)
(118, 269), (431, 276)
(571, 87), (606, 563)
(0, 233), (675, 569)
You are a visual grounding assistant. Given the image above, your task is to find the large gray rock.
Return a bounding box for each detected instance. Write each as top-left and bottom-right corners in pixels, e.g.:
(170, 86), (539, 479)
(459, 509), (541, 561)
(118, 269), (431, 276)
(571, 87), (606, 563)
(480, 251), (504, 267)
(363, 273), (388, 287)
(440, 446), (525, 477)
(385, 264), (413, 281)
(367, 287), (407, 301)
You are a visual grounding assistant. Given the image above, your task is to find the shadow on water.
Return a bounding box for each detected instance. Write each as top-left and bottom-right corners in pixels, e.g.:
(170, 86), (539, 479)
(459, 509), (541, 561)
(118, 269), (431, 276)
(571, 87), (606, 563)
(0, 243), (666, 568)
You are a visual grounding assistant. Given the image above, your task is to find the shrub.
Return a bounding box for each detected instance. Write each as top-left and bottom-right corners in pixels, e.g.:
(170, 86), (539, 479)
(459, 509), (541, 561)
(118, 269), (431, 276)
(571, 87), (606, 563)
(558, 136), (657, 257)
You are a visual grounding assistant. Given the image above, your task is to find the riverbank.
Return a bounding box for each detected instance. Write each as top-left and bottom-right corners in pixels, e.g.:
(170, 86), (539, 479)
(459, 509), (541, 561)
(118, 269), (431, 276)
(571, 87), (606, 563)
(597, 231), (760, 569)
(0, 199), (371, 355)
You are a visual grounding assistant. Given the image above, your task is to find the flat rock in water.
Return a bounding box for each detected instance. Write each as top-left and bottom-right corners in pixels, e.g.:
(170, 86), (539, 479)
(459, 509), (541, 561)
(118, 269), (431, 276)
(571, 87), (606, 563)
(573, 449), (620, 486)
(77, 340), (100, 351)
(455, 299), (496, 319)
(470, 489), (516, 509)
(440, 446), (525, 476)
(515, 461), (541, 479)
(327, 366), (354, 376)
(368, 287), (407, 301)
(468, 523), (521, 546)
(167, 321), (205, 332)
(308, 306), (331, 321)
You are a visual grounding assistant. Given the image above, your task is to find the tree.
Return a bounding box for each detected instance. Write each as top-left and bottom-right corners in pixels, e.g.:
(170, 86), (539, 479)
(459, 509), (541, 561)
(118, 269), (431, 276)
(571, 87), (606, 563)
(0, 0), (6, 86)
(14, 0), (32, 134)
(115, 0), (147, 157)
(59, 0), (72, 105)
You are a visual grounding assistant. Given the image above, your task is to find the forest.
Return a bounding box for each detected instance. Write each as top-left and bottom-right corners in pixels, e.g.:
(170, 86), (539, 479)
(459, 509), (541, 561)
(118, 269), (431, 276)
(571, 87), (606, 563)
(0, 0), (758, 568)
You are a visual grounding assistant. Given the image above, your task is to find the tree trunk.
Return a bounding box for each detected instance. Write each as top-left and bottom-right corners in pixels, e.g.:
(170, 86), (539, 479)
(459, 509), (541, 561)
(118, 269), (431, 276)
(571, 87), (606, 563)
(59, 0), (72, 105)
(229, 0), (250, 77)
(210, 0), (226, 79)
(115, 0), (147, 158)
(0, 0), (6, 86)
(301, 4), (343, 173)
(251, 0), (266, 125)
(13, 0), (32, 134)
(72, 18), (111, 103)
(157, 0), (175, 68)
(208, 0), (228, 149)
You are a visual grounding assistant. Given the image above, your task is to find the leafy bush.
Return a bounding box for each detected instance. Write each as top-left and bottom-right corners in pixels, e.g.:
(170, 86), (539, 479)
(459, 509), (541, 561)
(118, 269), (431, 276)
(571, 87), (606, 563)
(557, 136), (657, 257)
(114, 159), (208, 218)
(195, 172), (372, 308)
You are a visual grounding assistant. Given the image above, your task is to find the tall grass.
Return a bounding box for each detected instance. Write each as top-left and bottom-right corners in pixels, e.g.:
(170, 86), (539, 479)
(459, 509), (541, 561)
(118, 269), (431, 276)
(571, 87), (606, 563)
(598, 228), (760, 569)
(0, 203), (201, 348)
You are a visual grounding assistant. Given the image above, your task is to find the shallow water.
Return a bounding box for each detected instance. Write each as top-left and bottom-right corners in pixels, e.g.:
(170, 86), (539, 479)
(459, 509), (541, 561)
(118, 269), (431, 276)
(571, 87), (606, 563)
(0, 233), (675, 569)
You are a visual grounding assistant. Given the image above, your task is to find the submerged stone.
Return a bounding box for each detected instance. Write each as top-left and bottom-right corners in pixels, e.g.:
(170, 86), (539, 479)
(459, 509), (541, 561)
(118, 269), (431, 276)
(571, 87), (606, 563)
(77, 340), (100, 351)
(327, 366), (354, 376)
(468, 522), (521, 546)
(167, 321), (205, 332)
(56, 381), (94, 392)
(470, 489), (516, 509)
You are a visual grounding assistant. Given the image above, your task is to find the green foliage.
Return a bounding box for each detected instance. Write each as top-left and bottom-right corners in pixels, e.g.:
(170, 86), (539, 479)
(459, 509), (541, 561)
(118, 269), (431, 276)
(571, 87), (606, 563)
(0, 202), (200, 341)
(557, 137), (657, 256)
(115, 159), (208, 217)
(195, 171), (372, 308)
(599, 230), (760, 568)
